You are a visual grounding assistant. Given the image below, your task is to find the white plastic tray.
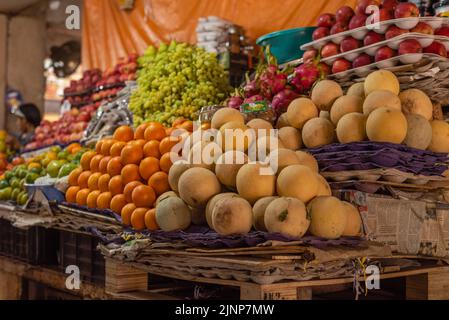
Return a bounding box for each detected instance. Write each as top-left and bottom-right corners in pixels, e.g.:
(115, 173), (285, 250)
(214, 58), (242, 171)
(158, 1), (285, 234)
(300, 17), (449, 51)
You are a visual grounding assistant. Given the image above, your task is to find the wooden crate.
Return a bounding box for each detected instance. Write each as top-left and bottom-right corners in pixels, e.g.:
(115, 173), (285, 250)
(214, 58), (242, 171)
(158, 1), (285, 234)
(104, 257), (449, 300)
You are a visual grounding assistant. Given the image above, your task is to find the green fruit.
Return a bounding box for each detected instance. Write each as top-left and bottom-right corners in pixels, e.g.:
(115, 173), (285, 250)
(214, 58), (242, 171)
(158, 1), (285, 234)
(57, 150), (69, 160)
(18, 192), (28, 206)
(16, 164), (27, 172)
(30, 167), (42, 175)
(58, 163), (78, 178)
(50, 146), (61, 153)
(11, 188), (20, 201)
(25, 173), (39, 184)
(10, 178), (20, 189)
(47, 160), (64, 178)
(16, 169), (27, 179)
(19, 179), (25, 189)
(5, 171), (13, 181)
(67, 154), (75, 162)
(1, 187), (12, 200)
(0, 180), (9, 189)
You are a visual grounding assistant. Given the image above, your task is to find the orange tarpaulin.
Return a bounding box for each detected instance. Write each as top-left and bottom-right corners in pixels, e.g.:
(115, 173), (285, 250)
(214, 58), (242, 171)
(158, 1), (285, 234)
(82, 0), (357, 70)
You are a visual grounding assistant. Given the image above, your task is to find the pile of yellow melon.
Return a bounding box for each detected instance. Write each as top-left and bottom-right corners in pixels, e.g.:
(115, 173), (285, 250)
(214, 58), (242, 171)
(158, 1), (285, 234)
(154, 107), (362, 240)
(284, 70), (449, 153)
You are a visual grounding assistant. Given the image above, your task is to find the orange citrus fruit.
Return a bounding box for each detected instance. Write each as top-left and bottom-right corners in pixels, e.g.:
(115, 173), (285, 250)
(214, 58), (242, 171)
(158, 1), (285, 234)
(139, 157), (160, 180)
(76, 188), (90, 206)
(145, 208), (159, 231)
(86, 190), (101, 208)
(108, 175), (124, 196)
(132, 185), (156, 208)
(97, 192), (112, 209)
(95, 141), (103, 154)
(99, 156), (111, 174)
(144, 123), (166, 141)
(87, 172), (102, 190)
(120, 144), (143, 166)
(89, 155), (103, 173)
(101, 139), (116, 156)
(77, 171), (92, 189)
(113, 125), (134, 142)
(110, 141), (126, 157)
(110, 194), (127, 214)
(68, 168), (83, 186)
(107, 156), (123, 177)
(159, 136), (181, 155)
(66, 186), (80, 203)
(131, 208), (148, 231)
(134, 123), (150, 140)
(121, 203), (136, 226)
(148, 171), (170, 196)
(80, 151), (96, 171)
(160, 152), (174, 173)
(121, 164), (141, 185)
(98, 174), (111, 193)
(123, 181), (143, 203)
(143, 140), (161, 158)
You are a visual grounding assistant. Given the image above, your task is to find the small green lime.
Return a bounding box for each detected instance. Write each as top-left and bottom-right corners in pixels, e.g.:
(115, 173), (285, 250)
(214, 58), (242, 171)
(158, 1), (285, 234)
(30, 167), (42, 175)
(5, 171), (13, 181)
(2, 187), (12, 200)
(18, 192), (28, 206)
(11, 188), (20, 201)
(10, 178), (20, 189)
(0, 179), (9, 189)
(25, 173), (39, 184)
(19, 179), (25, 189)
(57, 150), (70, 160)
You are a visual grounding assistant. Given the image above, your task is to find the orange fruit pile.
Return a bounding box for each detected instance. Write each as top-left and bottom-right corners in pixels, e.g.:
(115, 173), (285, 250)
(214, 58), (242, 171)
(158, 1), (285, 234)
(65, 121), (191, 232)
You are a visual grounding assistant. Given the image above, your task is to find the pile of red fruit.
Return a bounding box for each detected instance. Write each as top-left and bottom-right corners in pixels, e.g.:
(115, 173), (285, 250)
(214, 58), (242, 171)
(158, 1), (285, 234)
(24, 105), (97, 151)
(64, 54), (138, 107)
(307, 0), (449, 74)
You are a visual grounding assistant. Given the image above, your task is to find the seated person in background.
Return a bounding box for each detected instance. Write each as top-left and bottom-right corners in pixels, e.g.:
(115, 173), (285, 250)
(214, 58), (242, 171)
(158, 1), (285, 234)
(8, 103), (42, 151)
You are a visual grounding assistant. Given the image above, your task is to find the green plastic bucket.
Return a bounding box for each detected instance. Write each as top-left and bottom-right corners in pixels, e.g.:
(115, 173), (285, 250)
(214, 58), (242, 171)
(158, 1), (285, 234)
(256, 27), (317, 65)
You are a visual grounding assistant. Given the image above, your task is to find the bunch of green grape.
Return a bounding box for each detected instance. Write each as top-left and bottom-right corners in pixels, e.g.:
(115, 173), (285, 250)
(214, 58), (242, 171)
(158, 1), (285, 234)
(129, 41), (232, 126)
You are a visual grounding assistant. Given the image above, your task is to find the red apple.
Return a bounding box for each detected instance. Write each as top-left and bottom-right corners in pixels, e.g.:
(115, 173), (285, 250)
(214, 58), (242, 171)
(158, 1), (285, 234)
(332, 58), (352, 74)
(303, 49), (318, 63)
(411, 22), (434, 35)
(336, 6), (355, 25)
(312, 27), (330, 40)
(330, 23), (348, 35)
(423, 41), (448, 57)
(355, 0), (380, 15)
(353, 53), (374, 68)
(385, 25), (409, 40)
(394, 2), (420, 19)
(435, 27), (449, 37)
(398, 39), (422, 55)
(375, 46), (397, 61)
(381, 0), (398, 11)
(341, 37), (361, 52)
(349, 14), (368, 30)
(321, 43), (340, 58)
(364, 31), (385, 46)
(379, 8), (394, 21)
(317, 13), (336, 28)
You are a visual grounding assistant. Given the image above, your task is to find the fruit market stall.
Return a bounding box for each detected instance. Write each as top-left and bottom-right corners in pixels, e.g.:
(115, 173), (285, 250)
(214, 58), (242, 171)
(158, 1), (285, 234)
(2, 0), (449, 301)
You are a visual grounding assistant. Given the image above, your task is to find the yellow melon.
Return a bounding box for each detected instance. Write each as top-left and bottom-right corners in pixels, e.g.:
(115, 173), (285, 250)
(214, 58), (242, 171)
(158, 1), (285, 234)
(168, 161), (191, 191)
(211, 108), (244, 129)
(320, 111), (330, 120)
(188, 141), (221, 171)
(286, 98), (319, 129)
(404, 114), (432, 150)
(155, 191), (179, 207)
(302, 118), (336, 148)
(215, 151), (248, 188)
(311, 80), (344, 111)
(252, 196), (279, 231)
(428, 120), (449, 153)
(250, 135), (285, 162)
(276, 165), (319, 203)
(363, 90), (401, 115)
(267, 148), (302, 174)
(336, 113), (367, 144)
(399, 89), (433, 121)
(342, 201), (362, 237)
(316, 174), (332, 196)
(347, 82), (365, 99)
(211, 196), (253, 235)
(276, 113), (290, 129)
(205, 193), (238, 228)
(155, 197), (192, 232)
(247, 118), (273, 131)
(364, 70), (400, 96)
(366, 107), (407, 144)
(219, 121), (253, 152)
(278, 126), (302, 150)
(307, 196), (347, 239)
(330, 95), (363, 125)
(178, 167), (221, 207)
(236, 163), (276, 204)
(295, 151), (319, 172)
(264, 197), (310, 238)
